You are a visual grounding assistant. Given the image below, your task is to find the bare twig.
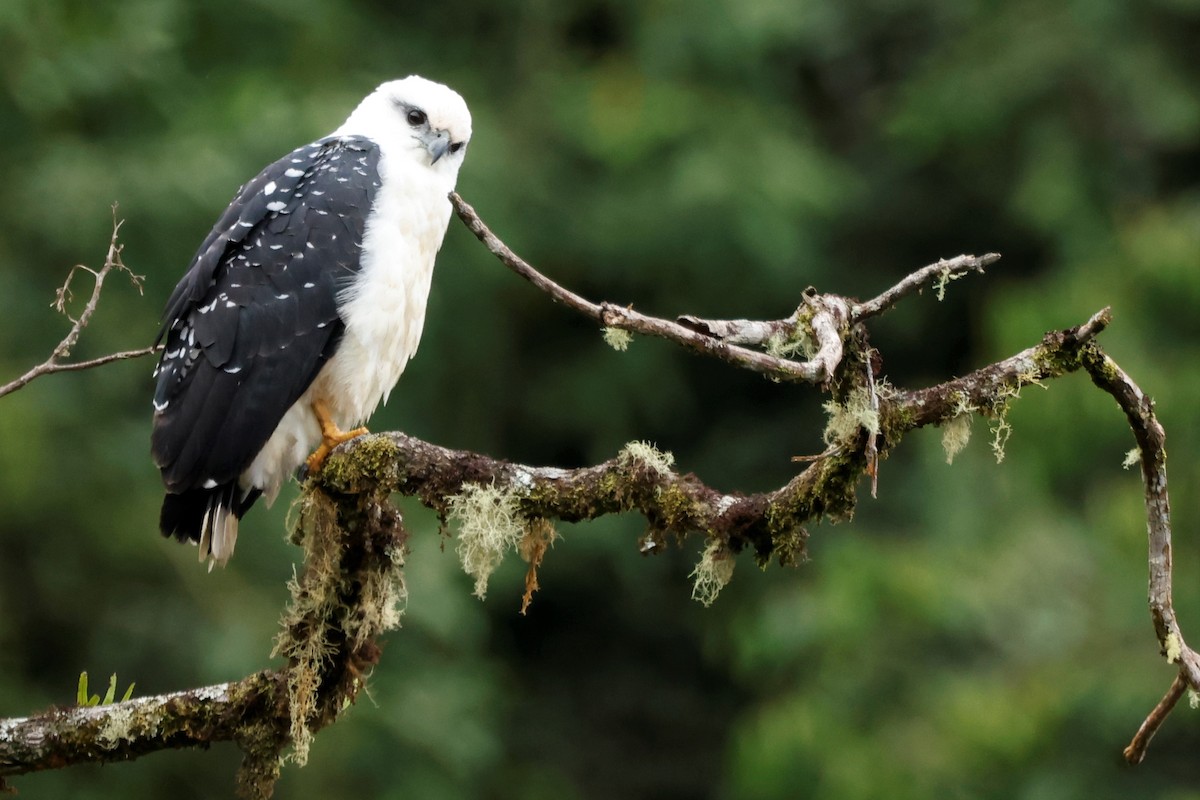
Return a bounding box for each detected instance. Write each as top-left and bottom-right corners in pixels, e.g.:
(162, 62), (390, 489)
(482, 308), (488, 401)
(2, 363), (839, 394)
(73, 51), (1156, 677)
(1081, 343), (1191, 675)
(25, 345), (162, 376)
(450, 192), (836, 383)
(851, 253), (1000, 322)
(674, 253), (998, 348)
(1073, 306), (1113, 343)
(0, 207), (155, 400)
(674, 312), (800, 346)
(1124, 672), (1188, 765)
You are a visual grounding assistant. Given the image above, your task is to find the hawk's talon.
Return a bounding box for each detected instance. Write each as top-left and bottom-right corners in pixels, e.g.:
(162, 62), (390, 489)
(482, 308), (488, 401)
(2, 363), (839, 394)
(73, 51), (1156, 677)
(306, 399), (369, 474)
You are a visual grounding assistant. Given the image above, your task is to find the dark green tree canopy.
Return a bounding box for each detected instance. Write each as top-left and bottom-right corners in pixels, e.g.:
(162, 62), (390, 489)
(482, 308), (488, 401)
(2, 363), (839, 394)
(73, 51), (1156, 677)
(1, 1), (1199, 797)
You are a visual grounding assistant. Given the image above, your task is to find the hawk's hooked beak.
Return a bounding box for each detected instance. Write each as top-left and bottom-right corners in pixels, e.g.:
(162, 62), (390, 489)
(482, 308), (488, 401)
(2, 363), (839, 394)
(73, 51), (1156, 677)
(425, 129), (451, 164)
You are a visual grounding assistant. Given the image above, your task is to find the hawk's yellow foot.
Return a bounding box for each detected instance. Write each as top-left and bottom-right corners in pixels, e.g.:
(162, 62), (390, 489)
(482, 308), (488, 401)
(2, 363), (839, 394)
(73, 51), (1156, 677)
(306, 399), (369, 474)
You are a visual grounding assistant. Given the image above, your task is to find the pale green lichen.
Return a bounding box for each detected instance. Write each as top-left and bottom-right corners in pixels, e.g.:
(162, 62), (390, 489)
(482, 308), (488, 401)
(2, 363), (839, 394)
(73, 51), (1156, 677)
(1166, 632), (1183, 664)
(271, 485), (411, 771)
(690, 538), (735, 607)
(823, 387), (880, 446)
(273, 490), (344, 767)
(990, 412), (1012, 464)
(1189, 688), (1200, 710)
(934, 264), (968, 301)
(347, 544), (408, 648)
(942, 413), (973, 464)
(449, 482), (525, 600)
(618, 441), (676, 476)
(765, 320), (814, 360)
(285, 624), (334, 765)
(1122, 448), (1141, 470)
(874, 378), (901, 401)
(602, 326), (633, 352)
(96, 705), (141, 748)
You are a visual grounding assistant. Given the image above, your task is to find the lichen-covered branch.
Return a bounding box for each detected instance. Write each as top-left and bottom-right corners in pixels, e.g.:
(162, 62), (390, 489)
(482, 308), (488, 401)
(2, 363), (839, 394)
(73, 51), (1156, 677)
(0, 674), (284, 787)
(313, 308), (1113, 580)
(312, 303), (1194, 761)
(317, 434), (829, 569)
(0, 483), (406, 799)
(887, 308), (1112, 435)
(674, 253), (1001, 349)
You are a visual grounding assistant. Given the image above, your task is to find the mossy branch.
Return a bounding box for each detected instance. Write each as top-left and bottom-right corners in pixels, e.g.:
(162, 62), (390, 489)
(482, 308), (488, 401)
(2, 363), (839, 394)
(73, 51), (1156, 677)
(314, 310), (1114, 571)
(0, 482), (407, 799)
(0, 674), (286, 790)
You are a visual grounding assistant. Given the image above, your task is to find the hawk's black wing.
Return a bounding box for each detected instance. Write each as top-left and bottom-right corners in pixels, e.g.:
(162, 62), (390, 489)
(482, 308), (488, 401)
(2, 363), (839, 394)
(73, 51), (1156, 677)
(152, 136), (382, 500)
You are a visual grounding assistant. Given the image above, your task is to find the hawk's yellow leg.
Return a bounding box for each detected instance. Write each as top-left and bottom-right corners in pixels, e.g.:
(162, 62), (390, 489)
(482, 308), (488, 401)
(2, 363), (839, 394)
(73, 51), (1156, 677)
(305, 399), (369, 474)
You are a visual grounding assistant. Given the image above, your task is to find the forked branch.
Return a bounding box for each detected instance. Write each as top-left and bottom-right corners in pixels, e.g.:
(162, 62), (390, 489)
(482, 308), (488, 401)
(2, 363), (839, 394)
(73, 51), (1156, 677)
(0, 207), (158, 400)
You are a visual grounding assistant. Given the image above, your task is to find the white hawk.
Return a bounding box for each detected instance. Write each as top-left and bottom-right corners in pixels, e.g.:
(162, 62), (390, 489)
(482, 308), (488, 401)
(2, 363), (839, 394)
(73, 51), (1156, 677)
(151, 75), (471, 565)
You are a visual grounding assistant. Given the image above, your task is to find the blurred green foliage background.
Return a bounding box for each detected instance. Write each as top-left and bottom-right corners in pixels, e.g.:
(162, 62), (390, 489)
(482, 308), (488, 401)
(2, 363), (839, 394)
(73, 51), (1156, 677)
(1, 0), (1199, 797)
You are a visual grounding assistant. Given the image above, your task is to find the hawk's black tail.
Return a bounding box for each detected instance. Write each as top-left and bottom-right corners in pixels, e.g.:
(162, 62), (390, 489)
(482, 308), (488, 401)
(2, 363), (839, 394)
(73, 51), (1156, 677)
(160, 483), (261, 566)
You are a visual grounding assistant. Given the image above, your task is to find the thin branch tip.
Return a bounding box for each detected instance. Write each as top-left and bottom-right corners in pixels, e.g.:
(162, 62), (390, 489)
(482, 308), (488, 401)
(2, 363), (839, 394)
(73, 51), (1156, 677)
(851, 252), (1001, 322)
(0, 212), (155, 400)
(1073, 307), (1112, 343)
(1125, 672), (1188, 765)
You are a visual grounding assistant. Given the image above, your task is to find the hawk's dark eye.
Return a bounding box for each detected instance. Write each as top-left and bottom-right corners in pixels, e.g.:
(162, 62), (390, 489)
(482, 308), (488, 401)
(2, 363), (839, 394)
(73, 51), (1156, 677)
(448, 142), (464, 155)
(406, 109), (427, 127)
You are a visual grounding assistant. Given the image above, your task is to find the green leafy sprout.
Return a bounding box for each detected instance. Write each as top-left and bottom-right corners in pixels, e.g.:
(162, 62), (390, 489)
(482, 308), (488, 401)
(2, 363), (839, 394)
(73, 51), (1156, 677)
(77, 671), (136, 706)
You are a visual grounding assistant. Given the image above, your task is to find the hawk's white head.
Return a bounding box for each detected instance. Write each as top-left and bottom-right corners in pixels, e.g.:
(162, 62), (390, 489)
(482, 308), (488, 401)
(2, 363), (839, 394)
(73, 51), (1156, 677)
(334, 75), (472, 182)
